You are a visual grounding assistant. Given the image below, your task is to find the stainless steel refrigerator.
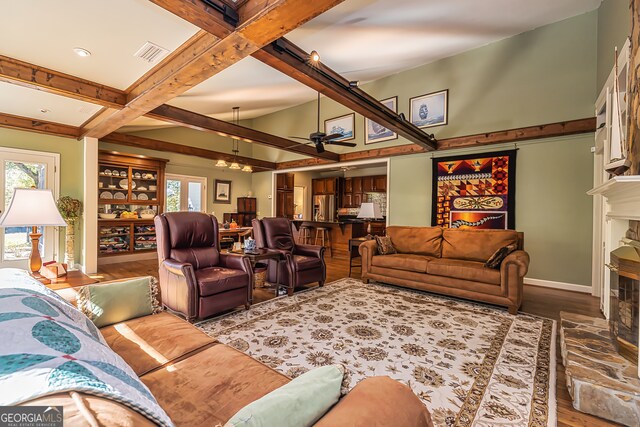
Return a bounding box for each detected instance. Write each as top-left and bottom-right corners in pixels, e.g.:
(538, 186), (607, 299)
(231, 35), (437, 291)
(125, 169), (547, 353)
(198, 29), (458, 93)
(313, 195), (335, 222)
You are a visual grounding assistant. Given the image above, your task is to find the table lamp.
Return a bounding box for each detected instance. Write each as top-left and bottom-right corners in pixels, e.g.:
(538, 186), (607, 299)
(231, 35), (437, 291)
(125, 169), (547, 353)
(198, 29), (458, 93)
(357, 202), (383, 238)
(0, 188), (67, 275)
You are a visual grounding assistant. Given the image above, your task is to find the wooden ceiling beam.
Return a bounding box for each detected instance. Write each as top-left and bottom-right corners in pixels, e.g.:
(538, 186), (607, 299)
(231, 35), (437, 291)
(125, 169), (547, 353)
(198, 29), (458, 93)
(0, 112), (81, 139)
(275, 117), (596, 169)
(253, 38), (437, 151)
(147, 104), (339, 161)
(81, 0), (345, 139)
(148, 0), (235, 39)
(0, 55), (126, 108)
(102, 132), (276, 171)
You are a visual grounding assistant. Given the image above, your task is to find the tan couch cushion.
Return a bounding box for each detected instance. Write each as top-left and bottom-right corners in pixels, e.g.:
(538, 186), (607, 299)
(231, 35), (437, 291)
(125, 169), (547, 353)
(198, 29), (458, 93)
(20, 392), (157, 427)
(387, 226), (443, 256)
(141, 343), (289, 427)
(427, 258), (501, 285)
(441, 228), (518, 262)
(371, 254), (431, 273)
(100, 312), (215, 376)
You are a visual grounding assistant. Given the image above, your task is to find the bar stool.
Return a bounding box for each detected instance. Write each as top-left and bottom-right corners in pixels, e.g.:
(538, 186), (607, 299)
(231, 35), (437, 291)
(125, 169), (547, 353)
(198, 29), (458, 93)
(298, 225), (312, 245)
(314, 227), (332, 257)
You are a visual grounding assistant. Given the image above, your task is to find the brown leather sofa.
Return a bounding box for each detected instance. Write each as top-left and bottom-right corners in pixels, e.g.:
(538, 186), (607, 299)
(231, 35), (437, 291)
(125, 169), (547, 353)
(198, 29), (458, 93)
(252, 217), (326, 295)
(155, 212), (252, 322)
(360, 226), (529, 314)
(24, 290), (433, 427)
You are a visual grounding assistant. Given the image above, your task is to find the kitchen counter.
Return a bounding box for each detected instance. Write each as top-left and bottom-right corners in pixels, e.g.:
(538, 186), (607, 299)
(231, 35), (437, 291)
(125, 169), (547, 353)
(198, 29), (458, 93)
(291, 220), (385, 258)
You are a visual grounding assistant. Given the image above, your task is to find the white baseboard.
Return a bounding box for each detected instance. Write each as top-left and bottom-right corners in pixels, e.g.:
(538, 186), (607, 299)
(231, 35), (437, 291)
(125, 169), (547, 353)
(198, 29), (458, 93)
(524, 277), (592, 294)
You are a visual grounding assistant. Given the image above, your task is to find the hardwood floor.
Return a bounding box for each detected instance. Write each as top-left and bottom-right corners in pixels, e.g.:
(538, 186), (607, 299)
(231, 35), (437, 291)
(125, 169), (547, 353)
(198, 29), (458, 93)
(97, 256), (617, 427)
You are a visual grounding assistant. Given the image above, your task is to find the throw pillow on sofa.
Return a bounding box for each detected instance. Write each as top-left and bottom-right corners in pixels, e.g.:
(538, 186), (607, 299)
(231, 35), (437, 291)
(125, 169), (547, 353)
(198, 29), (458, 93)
(485, 244), (518, 269)
(77, 276), (162, 328)
(225, 365), (344, 427)
(375, 235), (397, 255)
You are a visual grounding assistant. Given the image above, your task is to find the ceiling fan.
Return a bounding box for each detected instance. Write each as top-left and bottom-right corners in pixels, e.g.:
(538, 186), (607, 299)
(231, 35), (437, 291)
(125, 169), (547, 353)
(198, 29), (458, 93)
(290, 92), (357, 153)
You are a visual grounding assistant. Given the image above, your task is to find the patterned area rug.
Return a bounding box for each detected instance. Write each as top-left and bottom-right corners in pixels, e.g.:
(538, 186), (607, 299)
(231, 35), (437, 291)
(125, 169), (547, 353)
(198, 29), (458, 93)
(197, 278), (556, 427)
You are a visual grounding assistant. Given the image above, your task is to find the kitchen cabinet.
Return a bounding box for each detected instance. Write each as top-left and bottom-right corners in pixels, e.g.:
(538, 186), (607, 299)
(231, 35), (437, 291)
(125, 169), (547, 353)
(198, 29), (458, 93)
(325, 178), (336, 194)
(344, 178), (353, 193)
(339, 174), (387, 208)
(343, 193), (353, 208)
(374, 175), (387, 192)
(312, 179), (325, 195)
(353, 177), (363, 193)
(353, 193), (363, 207)
(276, 173), (294, 190)
(312, 178), (337, 195)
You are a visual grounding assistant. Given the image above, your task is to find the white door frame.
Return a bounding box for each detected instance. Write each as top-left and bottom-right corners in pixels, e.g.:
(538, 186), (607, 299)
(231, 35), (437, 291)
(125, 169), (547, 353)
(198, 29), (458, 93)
(0, 146), (60, 267)
(165, 173), (208, 212)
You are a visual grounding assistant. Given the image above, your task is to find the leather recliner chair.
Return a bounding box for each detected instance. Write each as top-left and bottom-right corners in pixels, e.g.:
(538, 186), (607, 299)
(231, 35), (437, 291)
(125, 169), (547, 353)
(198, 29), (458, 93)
(155, 212), (252, 322)
(252, 217), (326, 296)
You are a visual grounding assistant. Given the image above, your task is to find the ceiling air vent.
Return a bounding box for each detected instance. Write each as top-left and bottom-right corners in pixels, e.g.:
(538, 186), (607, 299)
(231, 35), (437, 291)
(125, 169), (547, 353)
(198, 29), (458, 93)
(133, 41), (169, 64)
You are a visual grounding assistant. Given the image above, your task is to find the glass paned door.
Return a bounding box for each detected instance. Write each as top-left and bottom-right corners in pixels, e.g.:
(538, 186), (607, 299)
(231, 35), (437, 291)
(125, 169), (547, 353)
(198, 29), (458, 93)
(165, 174), (206, 212)
(0, 149), (58, 268)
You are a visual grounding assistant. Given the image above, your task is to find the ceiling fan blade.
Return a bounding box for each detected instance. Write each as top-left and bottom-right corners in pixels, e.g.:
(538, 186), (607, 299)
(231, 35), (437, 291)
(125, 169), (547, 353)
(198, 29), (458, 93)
(287, 140), (315, 149)
(326, 140), (357, 147)
(322, 133), (344, 141)
(289, 136), (312, 141)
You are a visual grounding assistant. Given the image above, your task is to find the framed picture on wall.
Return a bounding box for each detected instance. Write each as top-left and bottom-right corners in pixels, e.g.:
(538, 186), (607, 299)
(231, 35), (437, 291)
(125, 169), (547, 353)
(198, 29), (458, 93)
(214, 179), (231, 203)
(324, 113), (355, 141)
(409, 89), (448, 128)
(365, 96), (398, 144)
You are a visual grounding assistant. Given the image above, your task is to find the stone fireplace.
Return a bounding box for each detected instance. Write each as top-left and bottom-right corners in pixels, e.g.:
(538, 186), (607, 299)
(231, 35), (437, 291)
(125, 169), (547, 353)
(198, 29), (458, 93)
(609, 244), (640, 365)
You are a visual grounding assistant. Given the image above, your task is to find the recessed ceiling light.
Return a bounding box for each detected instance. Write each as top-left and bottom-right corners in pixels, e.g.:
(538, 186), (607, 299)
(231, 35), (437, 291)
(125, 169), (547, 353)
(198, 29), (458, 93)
(40, 108), (50, 113)
(73, 47), (91, 57)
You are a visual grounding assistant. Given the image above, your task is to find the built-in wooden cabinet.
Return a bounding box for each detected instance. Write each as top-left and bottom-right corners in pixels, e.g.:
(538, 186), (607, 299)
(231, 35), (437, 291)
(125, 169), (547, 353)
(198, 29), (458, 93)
(276, 173), (294, 219)
(98, 151), (167, 257)
(312, 178), (337, 195)
(276, 173), (294, 190)
(340, 174), (386, 208)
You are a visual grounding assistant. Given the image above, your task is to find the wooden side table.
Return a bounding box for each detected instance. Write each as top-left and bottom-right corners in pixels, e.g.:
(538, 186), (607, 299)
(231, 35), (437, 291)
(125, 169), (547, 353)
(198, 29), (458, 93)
(225, 248), (286, 300)
(348, 237), (371, 277)
(35, 270), (99, 291)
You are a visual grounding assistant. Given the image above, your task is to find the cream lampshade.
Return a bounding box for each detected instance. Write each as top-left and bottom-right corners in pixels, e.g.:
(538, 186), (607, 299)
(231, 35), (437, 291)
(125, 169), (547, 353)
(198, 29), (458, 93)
(357, 202), (383, 237)
(0, 188), (67, 274)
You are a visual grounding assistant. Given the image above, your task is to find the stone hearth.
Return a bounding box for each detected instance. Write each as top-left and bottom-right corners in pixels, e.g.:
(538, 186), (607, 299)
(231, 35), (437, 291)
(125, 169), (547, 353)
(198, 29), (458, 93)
(560, 312), (640, 426)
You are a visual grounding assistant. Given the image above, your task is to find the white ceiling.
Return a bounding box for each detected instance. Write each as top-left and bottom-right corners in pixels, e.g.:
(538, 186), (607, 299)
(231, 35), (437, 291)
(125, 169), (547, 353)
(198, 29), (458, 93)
(0, 0), (601, 132)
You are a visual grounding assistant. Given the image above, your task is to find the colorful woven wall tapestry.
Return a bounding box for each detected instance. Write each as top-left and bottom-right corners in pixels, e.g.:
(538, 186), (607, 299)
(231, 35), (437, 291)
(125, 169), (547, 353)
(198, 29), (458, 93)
(431, 150), (517, 229)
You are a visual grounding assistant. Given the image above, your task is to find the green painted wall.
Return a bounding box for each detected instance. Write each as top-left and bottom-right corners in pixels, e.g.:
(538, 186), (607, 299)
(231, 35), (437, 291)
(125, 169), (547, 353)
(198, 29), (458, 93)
(100, 141), (253, 219)
(251, 11), (598, 162)
(251, 12), (601, 286)
(0, 128), (84, 264)
(389, 134), (594, 286)
(596, 0), (630, 91)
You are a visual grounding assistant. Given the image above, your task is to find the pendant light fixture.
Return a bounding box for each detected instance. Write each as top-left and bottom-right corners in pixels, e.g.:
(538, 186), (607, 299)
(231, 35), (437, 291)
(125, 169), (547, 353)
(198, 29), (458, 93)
(214, 107), (253, 173)
(229, 107), (241, 169)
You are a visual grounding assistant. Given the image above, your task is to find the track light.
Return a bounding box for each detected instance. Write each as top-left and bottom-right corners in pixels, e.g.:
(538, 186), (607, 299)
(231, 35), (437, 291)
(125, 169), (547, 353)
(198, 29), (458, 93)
(349, 81), (359, 88)
(310, 50), (320, 63)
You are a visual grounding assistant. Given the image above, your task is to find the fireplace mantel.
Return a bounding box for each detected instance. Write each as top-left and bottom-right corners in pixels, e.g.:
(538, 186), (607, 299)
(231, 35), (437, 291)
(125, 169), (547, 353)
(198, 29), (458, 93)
(588, 175), (640, 220)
